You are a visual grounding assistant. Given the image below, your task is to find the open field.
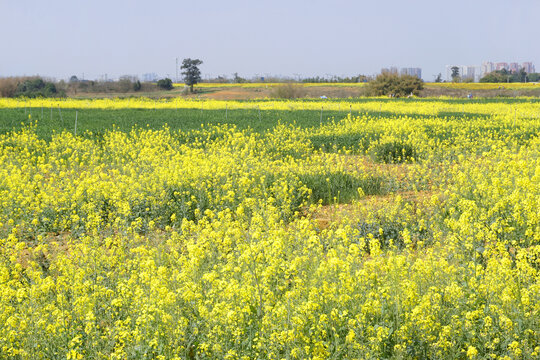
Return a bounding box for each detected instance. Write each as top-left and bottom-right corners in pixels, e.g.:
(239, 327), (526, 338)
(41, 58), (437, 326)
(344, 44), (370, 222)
(1, 96), (540, 138)
(0, 98), (539, 359)
(58, 81), (540, 100)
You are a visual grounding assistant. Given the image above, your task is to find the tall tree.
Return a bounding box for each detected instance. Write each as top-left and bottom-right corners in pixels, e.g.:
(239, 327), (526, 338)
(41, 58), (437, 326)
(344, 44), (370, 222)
(518, 68), (527, 82)
(181, 58), (203, 92)
(451, 66), (460, 82)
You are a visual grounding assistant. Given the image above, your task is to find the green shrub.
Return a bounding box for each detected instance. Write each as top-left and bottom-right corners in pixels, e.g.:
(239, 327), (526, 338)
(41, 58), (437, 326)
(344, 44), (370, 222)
(14, 78), (58, 98)
(157, 78), (173, 90)
(372, 141), (417, 163)
(299, 171), (385, 205)
(366, 73), (423, 97)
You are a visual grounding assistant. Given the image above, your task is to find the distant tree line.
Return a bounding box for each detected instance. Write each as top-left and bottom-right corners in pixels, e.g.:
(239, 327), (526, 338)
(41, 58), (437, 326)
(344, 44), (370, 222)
(0, 75), (183, 98)
(0, 76), (153, 97)
(480, 68), (540, 83)
(200, 74), (372, 84)
(0, 77), (63, 98)
(68, 75), (148, 94)
(301, 75), (371, 83)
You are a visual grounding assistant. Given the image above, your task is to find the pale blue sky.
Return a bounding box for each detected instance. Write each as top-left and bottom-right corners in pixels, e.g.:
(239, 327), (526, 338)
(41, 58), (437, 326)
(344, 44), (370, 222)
(1, 0), (538, 81)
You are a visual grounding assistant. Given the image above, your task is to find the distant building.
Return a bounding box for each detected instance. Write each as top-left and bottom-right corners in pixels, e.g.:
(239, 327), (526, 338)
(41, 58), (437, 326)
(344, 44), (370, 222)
(461, 66), (476, 81)
(119, 75), (139, 82)
(142, 73), (158, 82)
(400, 67), (422, 78)
(451, 61), (536, 82)
(482, 61), (535, 75)
(495, 62), (508, 71)
(382, 67), (421, 78)
(481, 62), (495, 76)
(509, 62), (520, 73)
(381, 67), (399, 74)
(522, 62), (535, 73)
(446, 65), (479, 82)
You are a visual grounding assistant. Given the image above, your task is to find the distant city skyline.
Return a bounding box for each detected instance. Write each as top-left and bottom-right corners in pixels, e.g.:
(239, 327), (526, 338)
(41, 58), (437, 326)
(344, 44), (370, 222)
(444, 61), (536, 82)
(381, 67), (422, 79)
(1, 0), (539, 82)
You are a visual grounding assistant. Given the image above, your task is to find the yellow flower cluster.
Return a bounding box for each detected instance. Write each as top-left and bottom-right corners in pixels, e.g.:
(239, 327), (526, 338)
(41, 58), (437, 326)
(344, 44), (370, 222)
(2, 97), (540, 119)
(0, 100), (539, 359)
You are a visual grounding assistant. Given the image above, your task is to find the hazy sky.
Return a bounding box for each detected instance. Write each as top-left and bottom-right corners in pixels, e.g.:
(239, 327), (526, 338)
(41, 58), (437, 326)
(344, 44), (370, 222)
(1, 0), (538, 81)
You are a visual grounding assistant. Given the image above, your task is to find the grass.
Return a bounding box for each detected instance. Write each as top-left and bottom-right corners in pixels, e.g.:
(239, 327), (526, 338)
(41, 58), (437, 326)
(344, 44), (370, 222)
(371, 141), (417, 164)
(0, 100), (502, 139)
(0, 108), (351, 138)
(299, 171), (386, 205)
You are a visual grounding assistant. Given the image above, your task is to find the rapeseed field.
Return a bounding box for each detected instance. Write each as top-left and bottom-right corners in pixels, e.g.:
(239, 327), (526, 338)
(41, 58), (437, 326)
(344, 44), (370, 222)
(2, 97), (540, 117)
(0, 99), (538, 359)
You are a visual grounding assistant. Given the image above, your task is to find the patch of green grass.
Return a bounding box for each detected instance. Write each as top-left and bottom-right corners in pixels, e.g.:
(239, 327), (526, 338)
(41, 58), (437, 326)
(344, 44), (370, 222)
(0, 108), (352, 139)
(299, 171), (386, 205)
(371, 141), (417, 164)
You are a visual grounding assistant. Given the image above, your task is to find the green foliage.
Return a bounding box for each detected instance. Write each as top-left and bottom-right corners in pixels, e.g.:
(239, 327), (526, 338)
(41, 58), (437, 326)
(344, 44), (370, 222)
(133, 80), (142, 91)
(366, 73), (424, 97)
(480, 70), (513, 83)
(181, 58), (203, 92)
(233, 72), (246, 83)
(480, 68), (532, 83)
(157, 78), (173, 90)
(371, 141), (417, 163)
(451, 66), (460, 82)
(528, 73), (540, 82)
(434, 73), (442, 83)
(14, 78), (59, 98)
(299, 171), (385, 205)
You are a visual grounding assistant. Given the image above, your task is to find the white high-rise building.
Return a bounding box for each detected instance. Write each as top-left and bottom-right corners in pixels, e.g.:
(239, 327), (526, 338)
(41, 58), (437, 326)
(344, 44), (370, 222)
(462, 66), (476, 81)
(522, 62), (535, 73)
(447, 61), (536, 82)
(445, 65), (479, 81)
(400, 67), (422, 78)
(381, 67), (398, 74)
(382, 67), (421, 78)
(509, 62), (520, 73)
(481, 62), (495, 76)
(495, 62), (508, 71)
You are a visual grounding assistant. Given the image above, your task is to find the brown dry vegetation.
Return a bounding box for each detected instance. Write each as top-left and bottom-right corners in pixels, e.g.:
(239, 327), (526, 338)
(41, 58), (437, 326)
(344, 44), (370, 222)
(198, 87), (271, 100)
(0, 76), (40, 97)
